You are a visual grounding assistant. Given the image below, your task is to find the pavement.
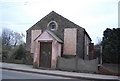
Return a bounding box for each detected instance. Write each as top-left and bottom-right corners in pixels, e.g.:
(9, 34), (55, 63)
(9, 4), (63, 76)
(0, 62), (120, 81)
(102, 63), (120, 73)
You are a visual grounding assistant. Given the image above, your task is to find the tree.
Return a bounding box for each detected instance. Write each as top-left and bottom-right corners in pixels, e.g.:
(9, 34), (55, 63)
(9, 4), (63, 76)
(11, 32), (25, 47)
(94, 37), (102, 64)
(2, 28), (25, 60)
(2, 28), (13, 49)
(102, 28), (120, 64)
(2, 28), (25, 47)
(2, 28), (13, 60)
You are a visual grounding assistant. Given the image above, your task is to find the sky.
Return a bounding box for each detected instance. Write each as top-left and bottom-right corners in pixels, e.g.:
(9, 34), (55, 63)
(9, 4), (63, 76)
(0, 0), (119, 44)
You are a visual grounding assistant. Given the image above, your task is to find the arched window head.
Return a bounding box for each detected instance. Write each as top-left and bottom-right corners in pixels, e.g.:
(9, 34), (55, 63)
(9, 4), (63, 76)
(47, 21), (58, 30)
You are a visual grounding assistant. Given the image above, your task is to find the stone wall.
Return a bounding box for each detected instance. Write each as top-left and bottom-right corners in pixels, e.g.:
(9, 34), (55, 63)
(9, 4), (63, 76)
(57, 57), (76, 71)
(77, 58), (98, 73)
(57, 57), (98, 73)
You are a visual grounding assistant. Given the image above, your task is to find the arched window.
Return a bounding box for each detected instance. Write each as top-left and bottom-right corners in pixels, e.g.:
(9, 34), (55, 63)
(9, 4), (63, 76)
(47, 21), (58, 30)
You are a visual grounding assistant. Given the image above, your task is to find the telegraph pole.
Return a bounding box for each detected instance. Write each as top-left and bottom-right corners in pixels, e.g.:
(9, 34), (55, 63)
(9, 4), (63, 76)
(100, 45), (102, 65)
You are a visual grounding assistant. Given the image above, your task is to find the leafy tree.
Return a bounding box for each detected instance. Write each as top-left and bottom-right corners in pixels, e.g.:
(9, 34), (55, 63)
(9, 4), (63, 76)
(12, 44), (26, 60)
(102, 28), (120, 64)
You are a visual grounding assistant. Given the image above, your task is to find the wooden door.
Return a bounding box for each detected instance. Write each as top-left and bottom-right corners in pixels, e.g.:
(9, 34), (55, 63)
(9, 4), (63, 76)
(40, 42), (52, 68)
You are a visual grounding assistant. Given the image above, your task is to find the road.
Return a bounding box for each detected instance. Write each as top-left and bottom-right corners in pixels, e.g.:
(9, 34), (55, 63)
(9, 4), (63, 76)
(2, 69), (96, 81)
(2, 69), (116, 81)
(2, 69), (72, 79)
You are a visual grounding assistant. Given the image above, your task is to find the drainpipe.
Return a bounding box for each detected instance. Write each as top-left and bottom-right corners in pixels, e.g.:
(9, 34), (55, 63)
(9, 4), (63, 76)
(98, 45), (103, 71)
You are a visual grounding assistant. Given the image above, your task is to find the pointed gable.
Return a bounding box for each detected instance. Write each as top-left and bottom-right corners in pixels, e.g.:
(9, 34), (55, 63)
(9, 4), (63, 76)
(34, 30), (63, 43)
(26, 11), (83, 32)
(26, 11), (92, 54)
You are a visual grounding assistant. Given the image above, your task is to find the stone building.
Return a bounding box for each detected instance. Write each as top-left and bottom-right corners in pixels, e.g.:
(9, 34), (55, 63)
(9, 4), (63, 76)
(26, 11), (94, 69)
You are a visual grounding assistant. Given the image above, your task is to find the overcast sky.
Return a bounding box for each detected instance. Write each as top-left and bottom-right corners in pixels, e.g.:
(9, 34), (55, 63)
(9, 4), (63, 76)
(0, 0), (119, 44)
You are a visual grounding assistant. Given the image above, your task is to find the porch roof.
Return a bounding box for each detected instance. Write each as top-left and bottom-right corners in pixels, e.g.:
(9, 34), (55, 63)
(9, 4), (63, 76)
(34, 30), (63, 43)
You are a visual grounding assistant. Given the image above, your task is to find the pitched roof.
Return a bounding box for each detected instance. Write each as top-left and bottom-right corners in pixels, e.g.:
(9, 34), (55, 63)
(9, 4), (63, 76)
(34, 30), (63, 43)
(84, 29), (92, 41)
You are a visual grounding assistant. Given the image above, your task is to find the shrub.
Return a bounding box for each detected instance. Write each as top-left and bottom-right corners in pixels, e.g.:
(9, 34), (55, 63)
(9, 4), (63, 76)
(12, 44), (26, 60)
(2, 50), (9, 60)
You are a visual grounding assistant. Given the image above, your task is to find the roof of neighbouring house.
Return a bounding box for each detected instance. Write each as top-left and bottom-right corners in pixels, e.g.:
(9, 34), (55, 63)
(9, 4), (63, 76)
(34, 30), (63, 43)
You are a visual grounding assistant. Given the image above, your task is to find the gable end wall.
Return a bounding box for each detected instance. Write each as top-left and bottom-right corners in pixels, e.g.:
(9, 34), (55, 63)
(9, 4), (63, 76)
(26, 12), (92, 59)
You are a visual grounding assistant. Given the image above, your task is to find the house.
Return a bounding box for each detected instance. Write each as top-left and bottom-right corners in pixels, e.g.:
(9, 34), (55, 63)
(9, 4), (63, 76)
(26, 11), (94, 69)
